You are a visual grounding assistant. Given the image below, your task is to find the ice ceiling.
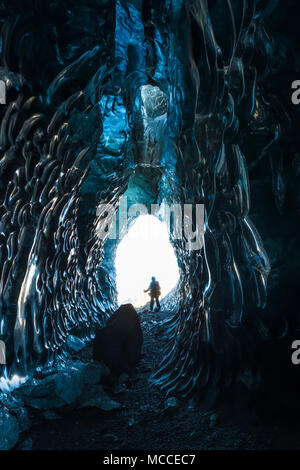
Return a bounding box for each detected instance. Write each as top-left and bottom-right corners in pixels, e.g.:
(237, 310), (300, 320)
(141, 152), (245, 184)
(0, 0), (297, 398)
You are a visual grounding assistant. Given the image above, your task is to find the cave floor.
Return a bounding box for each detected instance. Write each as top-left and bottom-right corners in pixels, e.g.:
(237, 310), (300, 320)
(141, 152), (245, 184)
(23, 309), (300, 450)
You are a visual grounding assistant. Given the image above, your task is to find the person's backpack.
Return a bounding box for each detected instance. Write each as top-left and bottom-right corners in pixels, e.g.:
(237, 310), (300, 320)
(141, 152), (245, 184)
(153, 281), (161, 296)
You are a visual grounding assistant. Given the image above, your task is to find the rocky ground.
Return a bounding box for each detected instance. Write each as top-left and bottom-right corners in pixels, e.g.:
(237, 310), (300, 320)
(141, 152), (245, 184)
(10, 308), (299, 451)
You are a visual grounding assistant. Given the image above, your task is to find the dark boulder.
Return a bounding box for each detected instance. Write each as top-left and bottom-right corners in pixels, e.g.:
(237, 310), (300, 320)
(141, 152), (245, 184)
(93, 304), (143, 376)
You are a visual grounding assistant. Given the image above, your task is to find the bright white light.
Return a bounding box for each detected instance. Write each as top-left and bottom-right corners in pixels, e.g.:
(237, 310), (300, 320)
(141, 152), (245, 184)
(115, 215), (180, 308)
(0, 366), (27, 392)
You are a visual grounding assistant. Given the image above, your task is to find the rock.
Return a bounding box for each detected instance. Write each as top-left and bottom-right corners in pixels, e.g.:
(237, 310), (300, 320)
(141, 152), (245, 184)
(78, 361), (109, 385)
(21, 374), (68, 409)
(43, 410), (61, 420)
(113, 372), (129, 394)
(78, 384), (120, 411)
(93, 304), (143, 376)
(17, 360), (108, 410)
(128, 417), (135, 428)
(55, 370), (85, 405)
(209, 413), (218, 428)
(0, 393), (30, 431)
(164, 397), (180, 415)
(103, 434), (119, 443)
(0, 407), (19, 450)
(113, 382), (127, 394)
(18, 437), (32, 450)
(66, 335), (86, 352)
(15, 375), (57, 406)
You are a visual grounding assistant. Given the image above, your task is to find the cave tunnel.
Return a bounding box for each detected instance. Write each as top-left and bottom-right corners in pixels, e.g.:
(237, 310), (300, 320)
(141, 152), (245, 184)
(0, 0), (300, 451)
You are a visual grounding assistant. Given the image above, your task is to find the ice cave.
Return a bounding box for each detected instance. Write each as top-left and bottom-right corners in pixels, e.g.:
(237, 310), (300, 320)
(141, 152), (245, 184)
(0, 0), (299, 451)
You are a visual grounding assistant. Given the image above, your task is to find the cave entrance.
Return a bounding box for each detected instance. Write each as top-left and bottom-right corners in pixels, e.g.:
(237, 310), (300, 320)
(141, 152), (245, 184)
(115, 214), (179, 308)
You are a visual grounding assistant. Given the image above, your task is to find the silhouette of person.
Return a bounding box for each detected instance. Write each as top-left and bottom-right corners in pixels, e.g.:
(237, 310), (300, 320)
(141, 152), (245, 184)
(144, 276), (161, 312)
